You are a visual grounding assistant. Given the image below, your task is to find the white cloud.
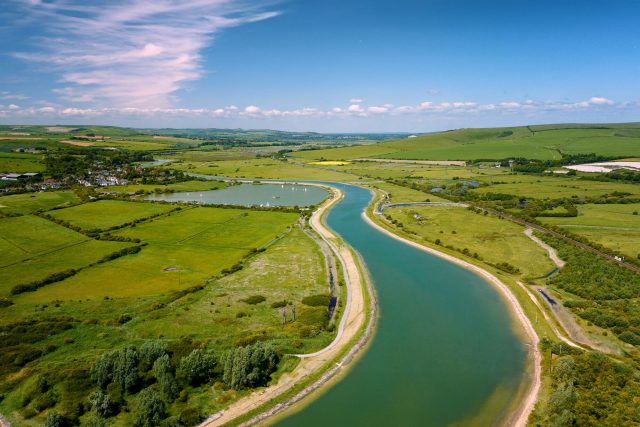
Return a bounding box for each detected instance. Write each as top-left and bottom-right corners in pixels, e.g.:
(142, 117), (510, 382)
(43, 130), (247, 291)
(349, 98), (363, 104)
(14, 0), (279, 108)
(0, 96), (625, 122)
(368, 106), (389, 114)
(589, 97), (614, 105)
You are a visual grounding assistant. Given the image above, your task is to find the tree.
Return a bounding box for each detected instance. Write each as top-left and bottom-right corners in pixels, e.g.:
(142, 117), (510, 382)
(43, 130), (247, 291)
(153, 355), (179, 400)
(91, 354), (114, 388)
(139, 341), (168, 371)
(178, 349), (216, 386)
(113, 345), (139, 392)
(44, 412), (68, 427)
(222, 342), (278, 390)
(88, 390), (114, 417)
(133, 388), (167, 427)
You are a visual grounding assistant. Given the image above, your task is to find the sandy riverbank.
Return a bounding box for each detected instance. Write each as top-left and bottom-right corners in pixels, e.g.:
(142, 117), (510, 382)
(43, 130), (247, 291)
(201, 186), (373, 426)
(362, 209), (541, 427)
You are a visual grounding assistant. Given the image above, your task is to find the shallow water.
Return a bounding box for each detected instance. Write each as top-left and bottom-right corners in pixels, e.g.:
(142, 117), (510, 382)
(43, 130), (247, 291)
(144, 183), (327, 207)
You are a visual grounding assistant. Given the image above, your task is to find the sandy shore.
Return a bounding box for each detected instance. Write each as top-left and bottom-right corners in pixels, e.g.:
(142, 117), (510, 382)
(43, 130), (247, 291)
(362, 209), (541, 427)
(201, 186), (372, 427)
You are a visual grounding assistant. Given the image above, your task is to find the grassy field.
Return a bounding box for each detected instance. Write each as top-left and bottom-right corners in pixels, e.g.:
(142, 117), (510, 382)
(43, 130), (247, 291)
(471, 174), (640, 198)
(47, 200), (175, 230)
(539, 203), (640, 259)
(384, 205), (555, 277)
(0, 153), (45, 173)
(0, 195), (336, 425)
(168, 158), (357, 181)
(21, 207), (299, 302)
(0, 190), (81, 216)
(294, 125), (640, 161)
(370, 181), (449, 203)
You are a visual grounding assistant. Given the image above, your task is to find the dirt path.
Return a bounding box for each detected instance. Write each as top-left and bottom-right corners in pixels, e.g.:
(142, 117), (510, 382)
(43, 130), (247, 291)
(0, 414), (11, 427)
(200, 187), (372, 427)
(524, 228), (565, 268)
(363, 211), (541, 427)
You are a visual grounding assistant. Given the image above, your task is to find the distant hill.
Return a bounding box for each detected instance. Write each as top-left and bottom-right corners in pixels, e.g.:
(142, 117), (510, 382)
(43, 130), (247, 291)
(293, 123), (640, 161)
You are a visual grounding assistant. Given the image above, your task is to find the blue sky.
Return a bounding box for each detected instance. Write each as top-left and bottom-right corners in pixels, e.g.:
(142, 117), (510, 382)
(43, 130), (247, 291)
(0, 0), (639, 132)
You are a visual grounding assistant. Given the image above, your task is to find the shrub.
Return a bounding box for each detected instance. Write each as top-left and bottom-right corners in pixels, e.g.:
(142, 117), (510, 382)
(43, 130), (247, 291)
(301, 294), (330, 307)
(44, 412), (70, 427)
(0, 298), (13, 308)
(270, 300), (287, 308)
(241, 295), (266, 305)
(618, 331), (640, 346)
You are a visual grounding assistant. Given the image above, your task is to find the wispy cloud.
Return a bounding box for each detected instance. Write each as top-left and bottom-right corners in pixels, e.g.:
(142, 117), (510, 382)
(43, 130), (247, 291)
(13, 0), (279, 108)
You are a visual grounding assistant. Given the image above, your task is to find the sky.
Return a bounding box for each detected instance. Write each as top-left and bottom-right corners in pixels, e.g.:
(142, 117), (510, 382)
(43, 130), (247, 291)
(0, 0), (639, 132)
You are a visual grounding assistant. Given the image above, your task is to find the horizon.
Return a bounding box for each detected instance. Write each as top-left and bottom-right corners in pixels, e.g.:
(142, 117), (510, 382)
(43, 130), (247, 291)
(1, 0), (640, 132)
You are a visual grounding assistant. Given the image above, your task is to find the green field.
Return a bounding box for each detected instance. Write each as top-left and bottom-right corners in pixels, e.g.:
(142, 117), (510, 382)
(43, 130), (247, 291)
(0, 196), (335, 425)
(540, 203), (640, 259)
(0, 153), (45, 173)
(0, 190), (81, 216)
(168, 158), (357, 181)
(294, 125), (640, 161)
(47, 200), (175, 230)
(471, 174), (640, 198)
(384, 205), (555, 277)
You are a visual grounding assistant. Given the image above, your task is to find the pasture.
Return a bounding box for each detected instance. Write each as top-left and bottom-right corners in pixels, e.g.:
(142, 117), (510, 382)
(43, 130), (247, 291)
(471, 174), (640, 199)
(540, 203), (640, 258)
(384, 205), (555, 277)
(293, 125), (640, 161)
(0, 215), (131, 297)
(47, 200), (175, 231)
(0, 190), (80, 216)
(168, 158), (357, 181)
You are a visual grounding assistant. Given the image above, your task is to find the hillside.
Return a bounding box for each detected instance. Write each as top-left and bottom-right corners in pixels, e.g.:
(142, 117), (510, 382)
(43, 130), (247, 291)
(294, 123), (640, 161)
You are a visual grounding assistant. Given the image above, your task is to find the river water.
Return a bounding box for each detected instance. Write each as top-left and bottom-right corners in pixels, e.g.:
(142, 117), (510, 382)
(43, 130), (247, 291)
(148, 178), (526, 425)
(278, 182), (526, 426)
(144, 183), (327, 207)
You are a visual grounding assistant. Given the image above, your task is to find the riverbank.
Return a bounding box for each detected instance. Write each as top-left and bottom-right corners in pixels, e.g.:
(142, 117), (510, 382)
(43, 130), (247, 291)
(362, 206), (541, 426)
(201, 186), (375, 426)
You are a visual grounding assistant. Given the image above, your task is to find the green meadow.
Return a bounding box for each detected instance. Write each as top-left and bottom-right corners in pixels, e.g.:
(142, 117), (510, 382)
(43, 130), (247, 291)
(0, 185), (335, 426)
(294, 125), (640, 161)
(47, 200), (175, 231)
(383, 205), (555, 277)
(540, 203), (640, 259)
(0, 190), (80, 216)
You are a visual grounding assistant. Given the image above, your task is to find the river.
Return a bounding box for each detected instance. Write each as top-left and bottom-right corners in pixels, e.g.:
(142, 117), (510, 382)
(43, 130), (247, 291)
(153, 178), (527, 425)
(278, 182), (526, 426)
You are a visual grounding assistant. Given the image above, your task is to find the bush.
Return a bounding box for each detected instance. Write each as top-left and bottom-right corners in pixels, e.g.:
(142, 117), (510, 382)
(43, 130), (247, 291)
(0, 297), (13, 308)
(618, 331), (640, 346)
(270, 300), (287, 308)
(301, 294), (330, 307)
(11, 269), (79, 295)
(241, 295), (266, 305)
(44, 412), (70, 427)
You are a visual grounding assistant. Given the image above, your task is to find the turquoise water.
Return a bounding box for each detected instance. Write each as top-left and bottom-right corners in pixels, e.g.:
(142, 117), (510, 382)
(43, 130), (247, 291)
(278, 183), (526, 426)
(144, 183), (327, 207)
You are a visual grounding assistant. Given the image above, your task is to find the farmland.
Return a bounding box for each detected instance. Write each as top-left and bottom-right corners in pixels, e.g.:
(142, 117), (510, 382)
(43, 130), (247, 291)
(0, 185), (334, 426)
(539, 203), (640, 259)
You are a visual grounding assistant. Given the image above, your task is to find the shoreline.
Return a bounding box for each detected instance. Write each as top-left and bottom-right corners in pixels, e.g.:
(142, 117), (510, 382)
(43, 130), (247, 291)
(201, 186), (375, 426)
(361, 209), (541, 427)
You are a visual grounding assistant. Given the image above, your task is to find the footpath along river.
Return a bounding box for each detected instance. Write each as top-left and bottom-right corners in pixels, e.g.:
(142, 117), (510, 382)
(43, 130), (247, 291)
(160, 176), (528, 425)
